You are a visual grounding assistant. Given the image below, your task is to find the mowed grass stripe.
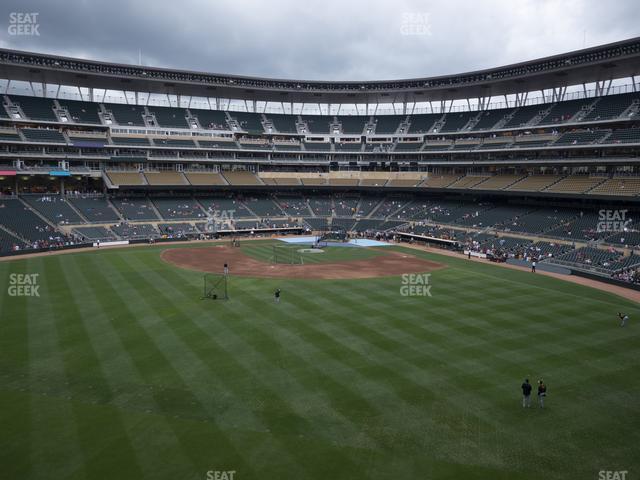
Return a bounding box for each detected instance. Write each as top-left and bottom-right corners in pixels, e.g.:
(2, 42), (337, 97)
(66, 254), (198, 480)
(46, 255), (145, 480)
(273, 282), (509, 472)
(308, 282), (576, 472)
(0, 260), (32, 480)
(27, 258), (85, 479)
(195, 280), (383, 451)
(129, 251), (367, 478)
(2, 243), (639, 480)
(85, 252), (260, 478)
(281, 281), (504, 431)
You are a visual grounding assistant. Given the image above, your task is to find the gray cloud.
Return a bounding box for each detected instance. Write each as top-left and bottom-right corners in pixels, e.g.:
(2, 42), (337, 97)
(0, 0), (638, 81)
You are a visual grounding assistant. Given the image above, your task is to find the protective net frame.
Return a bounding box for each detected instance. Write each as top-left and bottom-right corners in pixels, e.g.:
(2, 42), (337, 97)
(271, 245), (304, 265)
(203, 273), (229, 300)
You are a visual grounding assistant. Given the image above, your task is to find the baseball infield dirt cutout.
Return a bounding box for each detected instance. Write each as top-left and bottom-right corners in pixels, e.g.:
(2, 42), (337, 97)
(161, 245), (445, 279)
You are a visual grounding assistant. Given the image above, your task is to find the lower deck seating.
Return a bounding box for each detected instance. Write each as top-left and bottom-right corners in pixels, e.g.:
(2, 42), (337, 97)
(373, 199), (411, 218)
(0, 228), (25, 252)
(197, 197), (255, 218)
(333, 197), (359, 217)
(152, 198), (206, 220)
(557, 246), (623, 269)
(276, 196), (311, 216)
(73, 226), (116, 241)
(21, 195), (84, 224)
(308, 197), (333, 216)
(158, 223), (199, 236)
(111, 223), (158, 239)
(111, 198), (159, 220)
(0, 199), (62, 243)
(69, 196), (120, 222)
(243, 197), (285, 217)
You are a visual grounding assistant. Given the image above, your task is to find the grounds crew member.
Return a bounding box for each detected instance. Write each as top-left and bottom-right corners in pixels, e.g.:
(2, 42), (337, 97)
(618, 312), (629, 327)
(521, 378), (532, 408)
(538, 380), (547, 408)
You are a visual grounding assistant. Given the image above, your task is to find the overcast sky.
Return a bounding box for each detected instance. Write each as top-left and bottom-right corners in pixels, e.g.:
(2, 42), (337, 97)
(0, 0), (638, 81)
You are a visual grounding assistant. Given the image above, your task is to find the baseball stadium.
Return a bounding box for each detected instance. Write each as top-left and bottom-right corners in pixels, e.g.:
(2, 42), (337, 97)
(1, 3), (640, 479)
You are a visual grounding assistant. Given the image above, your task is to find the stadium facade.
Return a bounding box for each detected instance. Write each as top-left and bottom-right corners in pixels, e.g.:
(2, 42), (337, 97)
(0, 38), (640, 284)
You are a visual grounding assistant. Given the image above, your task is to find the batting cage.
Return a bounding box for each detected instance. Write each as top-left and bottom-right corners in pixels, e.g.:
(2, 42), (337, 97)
(271, 245), (304, 265)
(318, 223), (348, 246)
(202, 273), (229, 300)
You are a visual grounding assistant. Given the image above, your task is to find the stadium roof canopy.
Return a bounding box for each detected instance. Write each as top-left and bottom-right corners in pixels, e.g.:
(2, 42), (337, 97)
(1, 37), (639, 105)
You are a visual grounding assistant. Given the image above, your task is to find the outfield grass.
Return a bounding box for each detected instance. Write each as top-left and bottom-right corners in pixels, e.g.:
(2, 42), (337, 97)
(1, 242), (639, 479)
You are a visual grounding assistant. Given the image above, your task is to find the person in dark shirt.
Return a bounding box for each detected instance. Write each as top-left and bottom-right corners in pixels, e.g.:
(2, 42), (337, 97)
(274, 288), (281, 303)
(521, 378), (532, 408)
(618, 312), (629, 327)
(538, 380), (547, 408)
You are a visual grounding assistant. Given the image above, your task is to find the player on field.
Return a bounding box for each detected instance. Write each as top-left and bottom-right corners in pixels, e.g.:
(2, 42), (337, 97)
(521, 378), (532, 408)
(537, 380), (547, 408)
(274, 288), (281, 303)
(224, 263), (229, 276)
(618, 312), (629, 327)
